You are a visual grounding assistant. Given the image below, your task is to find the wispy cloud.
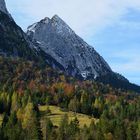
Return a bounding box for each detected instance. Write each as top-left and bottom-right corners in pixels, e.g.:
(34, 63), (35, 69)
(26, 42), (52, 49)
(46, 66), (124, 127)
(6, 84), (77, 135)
(6, 0), (140, 36)
(6, 0), (140, 85)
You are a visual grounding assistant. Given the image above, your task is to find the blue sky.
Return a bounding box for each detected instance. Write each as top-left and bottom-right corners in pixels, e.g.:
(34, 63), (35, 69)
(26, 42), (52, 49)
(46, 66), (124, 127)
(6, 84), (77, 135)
(6, 0), (140, 85)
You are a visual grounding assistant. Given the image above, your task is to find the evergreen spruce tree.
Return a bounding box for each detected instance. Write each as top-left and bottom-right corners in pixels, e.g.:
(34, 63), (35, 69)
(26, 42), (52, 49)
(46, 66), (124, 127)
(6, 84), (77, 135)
(58, 114), (69, 140)
(45, 117), (53, 140)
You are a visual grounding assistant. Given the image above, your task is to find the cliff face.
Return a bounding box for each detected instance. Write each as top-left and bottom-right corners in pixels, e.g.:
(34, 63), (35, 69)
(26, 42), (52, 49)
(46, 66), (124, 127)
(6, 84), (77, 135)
(27, 15), (112, 79)
(0, 1), (66, 70)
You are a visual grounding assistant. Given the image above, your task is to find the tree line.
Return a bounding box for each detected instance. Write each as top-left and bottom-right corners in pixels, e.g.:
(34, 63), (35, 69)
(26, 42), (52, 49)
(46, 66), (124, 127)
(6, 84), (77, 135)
(0, 57), (140, 140)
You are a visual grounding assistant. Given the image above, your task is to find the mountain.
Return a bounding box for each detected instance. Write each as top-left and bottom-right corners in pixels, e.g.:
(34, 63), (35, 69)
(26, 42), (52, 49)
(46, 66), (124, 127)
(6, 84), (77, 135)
(0, 0), (39, 60)
(26, 15), (140, 92)
(27, 15), (112, 80)
(0, 0), (66, 69)
(0, 0), (139, 92)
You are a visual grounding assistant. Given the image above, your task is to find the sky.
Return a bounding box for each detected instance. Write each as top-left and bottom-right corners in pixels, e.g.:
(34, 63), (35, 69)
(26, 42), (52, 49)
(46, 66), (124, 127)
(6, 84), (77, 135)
(6, 0), (140, 85)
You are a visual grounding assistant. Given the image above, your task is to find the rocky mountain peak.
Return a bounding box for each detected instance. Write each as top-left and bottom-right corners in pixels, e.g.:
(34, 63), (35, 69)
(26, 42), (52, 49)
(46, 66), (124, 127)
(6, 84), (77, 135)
(27, 15), (112, 79)
(51, 14), (67, 26)
(51, 14), (61, 21)
(41, 17), (51, 24)
(50, 15), (75, 36)
(0, 0), (139, 92)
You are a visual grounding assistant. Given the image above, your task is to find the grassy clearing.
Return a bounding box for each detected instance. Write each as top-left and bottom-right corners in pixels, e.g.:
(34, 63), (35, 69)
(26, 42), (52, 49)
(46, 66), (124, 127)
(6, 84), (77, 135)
(39, 105), (97, 140)
(39, 105), (96, 128)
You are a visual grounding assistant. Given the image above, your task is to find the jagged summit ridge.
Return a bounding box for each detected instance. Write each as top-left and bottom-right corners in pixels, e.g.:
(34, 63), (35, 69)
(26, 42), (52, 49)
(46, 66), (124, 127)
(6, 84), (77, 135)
(51, 15), (75, 36)
(27, 15), (75, 37)
(27, 14), (112, 79)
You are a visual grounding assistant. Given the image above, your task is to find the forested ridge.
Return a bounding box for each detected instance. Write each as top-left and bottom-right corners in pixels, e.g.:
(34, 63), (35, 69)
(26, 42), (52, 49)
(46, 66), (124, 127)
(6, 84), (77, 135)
(0, 57), (140, 140)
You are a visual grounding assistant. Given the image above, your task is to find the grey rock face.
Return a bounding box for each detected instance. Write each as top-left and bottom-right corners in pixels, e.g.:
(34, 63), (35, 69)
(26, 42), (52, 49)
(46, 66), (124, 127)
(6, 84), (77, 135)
(27, 15), (112, 79)
(0, 0), (65, 70)
(0, 0), (42, 61)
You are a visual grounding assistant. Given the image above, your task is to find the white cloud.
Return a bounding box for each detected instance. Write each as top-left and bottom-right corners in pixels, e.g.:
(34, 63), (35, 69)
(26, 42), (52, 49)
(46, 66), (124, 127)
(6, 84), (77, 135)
(6, 0), (140, 37)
